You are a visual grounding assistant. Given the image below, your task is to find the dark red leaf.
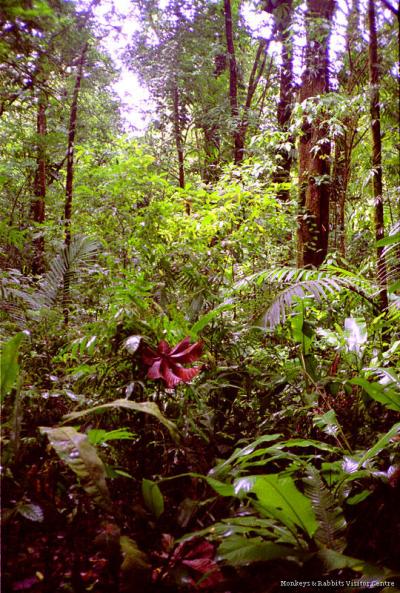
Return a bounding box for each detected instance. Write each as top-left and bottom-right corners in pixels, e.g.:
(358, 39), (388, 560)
(141, 338), (203, 388)
(158, 340), (171, 354)
(170, 340), (204, 364)
(13, 577), (38, 591)
(162, 363), (183, 388)
(183, 540), (214, 560)
(141, 345), (159, 366)
(147, 359), (162, 380)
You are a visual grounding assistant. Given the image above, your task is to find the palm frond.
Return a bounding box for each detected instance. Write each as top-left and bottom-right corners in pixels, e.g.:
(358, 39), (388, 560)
(382, 221), (400, 292)
(7, 235), (99, 312)
(304, 466), (346, 552)
(252, 266), (377, 329)
(262, 278), (346, 329)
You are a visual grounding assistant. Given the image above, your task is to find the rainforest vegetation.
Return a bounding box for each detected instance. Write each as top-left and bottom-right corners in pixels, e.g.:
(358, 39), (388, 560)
(1, 0), (400, 591)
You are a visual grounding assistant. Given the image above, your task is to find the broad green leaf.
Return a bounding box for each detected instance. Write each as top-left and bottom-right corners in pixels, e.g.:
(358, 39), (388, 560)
(209, 434), (282, 478)
(313, 409), (340, 437)
(376, 232), (400, 247)
(63, 399), (180, 442)
(142, 479), (164, 518)
(277, 439), (339, 452)
(87, 428), (136, 445)
(217, 535), (299, 566)
(346, 490), (372, 505)
(190, 302), (234, 336)
(40, 426), (113, 512)
(17, 503), (43, 522)
(356, 422), (400, 468)
(205, 477), (235, 497)
(251, 474), (318, 537)
(350, 378), (400, 412)
(0, 333), (26, 402)
(317, 549), (384, 576)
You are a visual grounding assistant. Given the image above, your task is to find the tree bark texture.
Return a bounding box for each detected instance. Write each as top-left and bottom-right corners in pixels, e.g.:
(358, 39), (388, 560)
(270, 0), (294, 201)
(223, 0), (242, 164)
(172, 84), (191, 214)
(235, 39), (269, 165)
(368, 0), (389, 311)
(63, 42), (88, 324)
(297, 0), (335, 268)
(64, 42), (88, 247)
(331, 136), (350, 256)
(31, 90), (47, 275)
(172, 85), (185, 190)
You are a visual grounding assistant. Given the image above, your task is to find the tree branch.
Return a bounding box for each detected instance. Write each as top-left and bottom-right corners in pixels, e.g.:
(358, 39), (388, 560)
(380, 0), (399, 16)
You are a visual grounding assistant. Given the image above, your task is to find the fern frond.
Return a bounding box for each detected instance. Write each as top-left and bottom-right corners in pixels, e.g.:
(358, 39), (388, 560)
(304, 466), (346, 552)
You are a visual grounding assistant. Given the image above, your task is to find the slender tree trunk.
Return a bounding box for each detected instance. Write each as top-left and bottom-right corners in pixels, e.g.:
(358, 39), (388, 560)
(332, 136), (350, 256)
(172, 85), (185, 190)
(172, 84), (191, 214)
(64, 43), (88, 248)
(297, 0), (335, 268)
(368, 0), (389, 312)
(267, 0), (294, 201)
(31, 90), (47, 275)
(331, 0), (361, 256)
(63, 42), (88, 324)
(223, 0), (242, 164)
(235, 39), (269, 165)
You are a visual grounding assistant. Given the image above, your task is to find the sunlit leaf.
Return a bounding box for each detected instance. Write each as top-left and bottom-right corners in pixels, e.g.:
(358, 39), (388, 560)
(17, 503), (44, 523)
(63, 399), (180, 442)
(0, 332), (26, 402)
(344, 317), (367, 355)
(142, 478), (164, 518)
(217, 535), (300, 566)
(350, 378), (400, 412)
(251, 474), (318, 537)
(356, 422), (400, 468)
(40, 426), (113, 511)
(120, 535), (150, 573)
(124, 335), (142, 354)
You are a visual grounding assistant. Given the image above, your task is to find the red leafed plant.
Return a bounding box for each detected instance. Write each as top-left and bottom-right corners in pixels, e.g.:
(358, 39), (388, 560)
(141, 337), (203, 389)
(154, 536), (225, 590)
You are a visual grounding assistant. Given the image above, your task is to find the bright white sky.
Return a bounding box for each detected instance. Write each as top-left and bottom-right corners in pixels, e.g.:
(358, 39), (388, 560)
(91, 0), (353, 133)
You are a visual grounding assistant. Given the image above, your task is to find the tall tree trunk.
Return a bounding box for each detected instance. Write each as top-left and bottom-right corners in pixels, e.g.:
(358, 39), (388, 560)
(172, 85), (185, 190)
(223, 0), (242, 164)
(63, 42), (88, 324)
(332, 136), (350, 256)
(368, 0), (389, 312)
(31, 90), (47, 275)
(331, 0), (361, 256)
(266, 0), (294, 201)
(297, 0), (335, 268)
(172, 84), (191, 214)
(235, 39), (269, 165)
(64, 43), (88, 248)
